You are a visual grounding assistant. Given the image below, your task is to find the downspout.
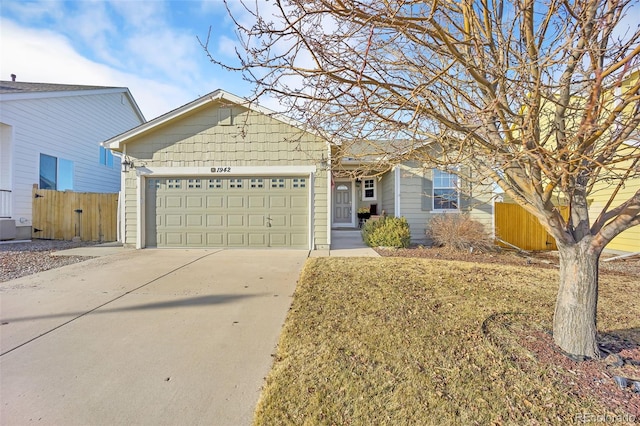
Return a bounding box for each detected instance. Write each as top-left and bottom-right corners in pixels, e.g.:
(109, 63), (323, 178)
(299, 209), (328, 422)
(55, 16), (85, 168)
(120, 145), (127, 244)
(394, 166), (401, 217)
(326, 143), (332, 248)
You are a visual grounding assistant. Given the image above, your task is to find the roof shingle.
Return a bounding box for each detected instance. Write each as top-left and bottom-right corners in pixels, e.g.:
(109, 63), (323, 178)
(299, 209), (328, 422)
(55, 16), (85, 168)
(0, 80), (121, 94)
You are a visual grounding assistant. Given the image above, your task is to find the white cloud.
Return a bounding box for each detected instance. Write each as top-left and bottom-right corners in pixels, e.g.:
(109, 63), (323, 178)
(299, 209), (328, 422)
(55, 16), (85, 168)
(124, 29), (202, 80)
(0, 18), (192, 119)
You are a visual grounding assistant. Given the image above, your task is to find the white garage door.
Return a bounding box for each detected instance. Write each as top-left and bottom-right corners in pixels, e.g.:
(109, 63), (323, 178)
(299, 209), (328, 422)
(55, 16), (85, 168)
(145, 176), (309, 248)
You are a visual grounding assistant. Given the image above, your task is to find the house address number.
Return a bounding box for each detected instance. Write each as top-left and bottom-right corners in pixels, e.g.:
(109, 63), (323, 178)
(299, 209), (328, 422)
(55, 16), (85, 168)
(211, 167), (232, 173)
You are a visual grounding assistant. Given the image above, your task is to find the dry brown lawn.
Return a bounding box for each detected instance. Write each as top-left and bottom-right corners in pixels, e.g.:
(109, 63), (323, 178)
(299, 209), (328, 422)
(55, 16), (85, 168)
(253, 257), (639, 425)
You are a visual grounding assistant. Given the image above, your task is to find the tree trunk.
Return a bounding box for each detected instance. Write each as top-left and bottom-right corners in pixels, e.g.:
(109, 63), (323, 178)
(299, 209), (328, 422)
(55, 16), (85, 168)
(553, 240), (601, 359)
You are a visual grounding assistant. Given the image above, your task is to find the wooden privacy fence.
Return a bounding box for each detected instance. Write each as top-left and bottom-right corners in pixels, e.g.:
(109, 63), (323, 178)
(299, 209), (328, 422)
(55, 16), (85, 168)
(32, 185), (118, 242)
(494, 202), (569, 251)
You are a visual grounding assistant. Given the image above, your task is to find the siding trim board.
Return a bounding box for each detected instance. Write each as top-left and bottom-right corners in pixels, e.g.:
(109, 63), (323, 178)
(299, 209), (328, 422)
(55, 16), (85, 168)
(394, 166), (401, 216)
(137, 165), (316, 176)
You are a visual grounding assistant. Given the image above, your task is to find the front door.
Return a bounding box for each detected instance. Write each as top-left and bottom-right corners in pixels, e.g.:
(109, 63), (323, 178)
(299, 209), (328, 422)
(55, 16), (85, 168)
(333, 182), (353, 226)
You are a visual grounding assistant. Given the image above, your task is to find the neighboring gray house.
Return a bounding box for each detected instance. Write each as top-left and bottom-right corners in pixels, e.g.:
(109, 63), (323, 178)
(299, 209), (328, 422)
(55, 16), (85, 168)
(102, 89), (330, 250)
(0, 80), (145, 240)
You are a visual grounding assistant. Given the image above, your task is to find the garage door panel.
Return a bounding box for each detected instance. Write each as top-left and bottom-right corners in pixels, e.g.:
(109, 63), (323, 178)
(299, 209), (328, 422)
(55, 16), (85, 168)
(227, 233), (245, 246)
(291, 233), (308, 247)
(146, 176), (309, 248)
(186, 196), (203, 208)
(228, 196), (244, 208)
(165, 215), (183, 227)
(228, 215), (244, 227)
(186, 215), (203, 227)
(268, 214), (287, 227)
(291, 214), (307, 227)
(165, 233), (184, 246)
(206, 214), (224, 227)
(291, 195), (307, 208)
(207, 196), (224, 208)
(165, 196), (183, 208)
(207, 233), (225, 245)
(186, 233), (204, 246)
(249, 214), (265, 227)
(269, 233), (287, 246)
(248, 196), (266, 208)
(269, 196), (287, 208)
(249, 233), (267, 246)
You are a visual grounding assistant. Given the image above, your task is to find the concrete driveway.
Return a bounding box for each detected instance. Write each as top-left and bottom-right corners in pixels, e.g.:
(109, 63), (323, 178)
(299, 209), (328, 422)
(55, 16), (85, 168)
(0, 248), (308, 426)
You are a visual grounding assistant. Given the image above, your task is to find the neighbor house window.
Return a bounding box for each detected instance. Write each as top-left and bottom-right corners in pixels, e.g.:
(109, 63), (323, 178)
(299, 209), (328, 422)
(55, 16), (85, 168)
(99, 146), (114, 167)
(362, 178), (376, 200)
(39, 154), (74, 190)
(433, 169), (459, 210)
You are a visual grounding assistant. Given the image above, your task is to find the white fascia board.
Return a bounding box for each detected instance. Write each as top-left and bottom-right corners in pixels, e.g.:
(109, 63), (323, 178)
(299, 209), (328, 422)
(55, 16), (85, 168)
(122, 89), (146, 123)
(0, 87), (130, 102)
(135, 165), (317, 177)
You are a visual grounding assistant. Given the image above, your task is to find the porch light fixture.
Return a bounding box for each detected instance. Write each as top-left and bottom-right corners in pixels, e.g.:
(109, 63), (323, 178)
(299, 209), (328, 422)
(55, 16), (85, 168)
(121, 157), (135, 172)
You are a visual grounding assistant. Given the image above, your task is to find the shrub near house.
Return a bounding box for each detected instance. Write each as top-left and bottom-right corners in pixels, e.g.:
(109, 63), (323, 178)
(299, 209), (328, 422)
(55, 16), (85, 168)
(362, 216), (411, 248)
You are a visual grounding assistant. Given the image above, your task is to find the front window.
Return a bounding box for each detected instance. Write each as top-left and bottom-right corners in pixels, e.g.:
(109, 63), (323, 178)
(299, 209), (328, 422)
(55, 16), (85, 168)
(362, 178), (376, 200)
(433, 169), (459, 210)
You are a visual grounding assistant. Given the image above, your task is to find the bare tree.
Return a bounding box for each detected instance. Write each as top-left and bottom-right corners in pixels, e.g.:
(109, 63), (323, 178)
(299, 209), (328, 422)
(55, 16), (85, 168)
(205, 0), (640, 358)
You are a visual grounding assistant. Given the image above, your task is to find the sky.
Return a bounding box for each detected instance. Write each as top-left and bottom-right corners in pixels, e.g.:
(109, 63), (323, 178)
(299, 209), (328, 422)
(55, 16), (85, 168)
(0, 0), (272, 120)
(2, 1), (639, 122)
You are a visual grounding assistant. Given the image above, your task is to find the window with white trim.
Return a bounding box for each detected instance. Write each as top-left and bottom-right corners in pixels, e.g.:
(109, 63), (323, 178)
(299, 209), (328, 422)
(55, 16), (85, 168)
(362, 178), (376, 200)
(433, 169), (459, 210)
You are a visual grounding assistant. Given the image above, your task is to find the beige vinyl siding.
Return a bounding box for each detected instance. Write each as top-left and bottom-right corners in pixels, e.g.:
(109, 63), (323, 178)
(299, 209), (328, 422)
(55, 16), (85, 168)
(467, 183), (494, 234)
(379, 169), (395, 217)
(397, 162), (494, 244)
(397, 163), (429, 242)
(122, 104), (328, 248)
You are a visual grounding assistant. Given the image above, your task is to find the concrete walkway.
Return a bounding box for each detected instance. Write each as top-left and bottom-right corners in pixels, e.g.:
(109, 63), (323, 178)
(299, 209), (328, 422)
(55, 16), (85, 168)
(51, 241), (127, 257)
(0, 249), (307, 426)
(310, 230), (380, 257)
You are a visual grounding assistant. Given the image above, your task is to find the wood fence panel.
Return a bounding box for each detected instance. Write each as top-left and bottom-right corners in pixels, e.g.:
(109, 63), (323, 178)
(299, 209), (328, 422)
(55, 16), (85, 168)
(494, 202), (568, 251)
(32, 185), (118, 242)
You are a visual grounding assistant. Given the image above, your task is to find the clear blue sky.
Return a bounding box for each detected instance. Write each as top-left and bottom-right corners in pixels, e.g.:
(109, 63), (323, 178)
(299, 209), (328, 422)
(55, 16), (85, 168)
(0, 0), (267, 119)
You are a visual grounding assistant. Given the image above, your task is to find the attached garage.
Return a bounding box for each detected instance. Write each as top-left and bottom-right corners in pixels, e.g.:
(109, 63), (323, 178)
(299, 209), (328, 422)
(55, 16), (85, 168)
(145, 176), (310, 248)
(102, 90), (330, 250)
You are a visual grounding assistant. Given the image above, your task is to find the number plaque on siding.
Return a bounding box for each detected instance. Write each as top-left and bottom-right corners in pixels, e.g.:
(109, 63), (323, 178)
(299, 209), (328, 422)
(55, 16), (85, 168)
(211, 167), (232, 173)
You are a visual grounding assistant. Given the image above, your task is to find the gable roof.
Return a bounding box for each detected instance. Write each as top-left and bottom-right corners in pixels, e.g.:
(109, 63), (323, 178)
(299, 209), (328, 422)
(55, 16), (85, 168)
(102, 89), (316, 151)
(0, 80), (145, 122)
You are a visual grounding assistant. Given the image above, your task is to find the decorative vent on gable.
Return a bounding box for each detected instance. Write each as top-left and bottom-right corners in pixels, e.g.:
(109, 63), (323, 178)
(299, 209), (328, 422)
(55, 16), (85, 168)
(219, 108), (232, 126)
